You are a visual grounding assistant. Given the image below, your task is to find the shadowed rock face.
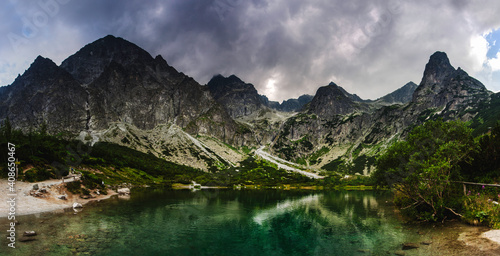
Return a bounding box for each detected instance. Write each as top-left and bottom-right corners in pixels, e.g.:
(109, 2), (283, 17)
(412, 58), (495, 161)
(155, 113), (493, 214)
(60, 35), (160, 85)
(0, 35), (238, 143)
(0, 56), (88, 133)
(207, 74), (265, 118)
(411, 52), (489, 114)
(376, 82), (418, 105)
(0, 36), (494, 173)
(275, 95), (314, 112)
(270, 51), (492, 170)
(307, 82), (365, 119)
(207, 74), (314, 114)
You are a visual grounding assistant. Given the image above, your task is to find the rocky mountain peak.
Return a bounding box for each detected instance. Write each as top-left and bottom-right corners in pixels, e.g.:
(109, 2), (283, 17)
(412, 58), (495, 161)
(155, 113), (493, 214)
(32, 55), (56, 67)
(421, 51), (455, 84)
(207, 74), (263, 118)
(375, 81), (418, 105)
(307, 82), (360, 119)
(0, 54), (87, 133)
(60, 35), (154, 84)
(411, 51), (489, 115)
(16, 56), (72, 86)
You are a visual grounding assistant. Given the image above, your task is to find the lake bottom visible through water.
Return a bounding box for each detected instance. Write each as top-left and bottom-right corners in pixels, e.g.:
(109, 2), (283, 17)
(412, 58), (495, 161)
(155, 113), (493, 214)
(1, 188), (499, 256)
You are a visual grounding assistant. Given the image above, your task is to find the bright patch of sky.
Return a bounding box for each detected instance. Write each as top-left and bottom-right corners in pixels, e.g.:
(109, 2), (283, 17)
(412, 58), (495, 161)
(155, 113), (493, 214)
(486, 29), (500, 59)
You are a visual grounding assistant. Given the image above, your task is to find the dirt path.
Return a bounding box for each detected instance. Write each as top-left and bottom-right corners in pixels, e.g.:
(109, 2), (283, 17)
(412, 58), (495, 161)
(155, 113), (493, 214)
(255, 146), (324, 179)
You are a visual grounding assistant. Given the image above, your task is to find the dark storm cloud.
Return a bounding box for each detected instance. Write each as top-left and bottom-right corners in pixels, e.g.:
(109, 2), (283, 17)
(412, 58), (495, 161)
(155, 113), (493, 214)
(1, 0), (500, 100)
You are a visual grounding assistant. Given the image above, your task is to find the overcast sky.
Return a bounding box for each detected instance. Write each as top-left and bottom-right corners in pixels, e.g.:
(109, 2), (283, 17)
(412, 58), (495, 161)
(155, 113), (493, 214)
(1, 0), (500, 102)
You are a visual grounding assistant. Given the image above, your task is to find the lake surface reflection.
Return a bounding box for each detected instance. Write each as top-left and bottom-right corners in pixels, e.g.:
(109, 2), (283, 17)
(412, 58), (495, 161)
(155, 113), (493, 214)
(1, 189), (451, 255)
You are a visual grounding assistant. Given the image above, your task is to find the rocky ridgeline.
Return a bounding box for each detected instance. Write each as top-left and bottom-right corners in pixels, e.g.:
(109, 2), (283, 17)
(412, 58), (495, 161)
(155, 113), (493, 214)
(0, 36), (495, 173)
(270, 52), (492, 174)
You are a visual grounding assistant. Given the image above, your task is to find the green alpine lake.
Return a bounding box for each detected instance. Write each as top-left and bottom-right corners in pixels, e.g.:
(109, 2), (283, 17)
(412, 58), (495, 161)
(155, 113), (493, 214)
(1, 189), (493, 256)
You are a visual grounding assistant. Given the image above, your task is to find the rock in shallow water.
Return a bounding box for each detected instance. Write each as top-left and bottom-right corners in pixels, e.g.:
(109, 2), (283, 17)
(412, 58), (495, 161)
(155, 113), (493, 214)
(402, 242), (420, 250)
(394, 250), (406, 255)
(23, 231), (37, 237)
(117, 188), (130, 195)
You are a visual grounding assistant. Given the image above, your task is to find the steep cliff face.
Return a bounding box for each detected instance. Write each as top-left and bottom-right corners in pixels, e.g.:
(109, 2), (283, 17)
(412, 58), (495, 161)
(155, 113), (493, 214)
(0, 35), (239, 143)
(375, 81), (418, 105)
(276, 95), (314, 112)
(0, 36), (494, 176)
(270, 52), (492, 175)
(60, 35), (171, 85)
(410, 52), (489, 118)
(0, 35), (245, 170)
(0, 56), (87, 135)
(207, 74), (265, 118)
(307, 82), (368, 119)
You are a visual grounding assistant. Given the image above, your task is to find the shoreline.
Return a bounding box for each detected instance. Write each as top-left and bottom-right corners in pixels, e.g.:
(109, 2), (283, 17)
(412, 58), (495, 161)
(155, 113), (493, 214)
(0, 179), (117, 219)
(2, 179), (500, 252)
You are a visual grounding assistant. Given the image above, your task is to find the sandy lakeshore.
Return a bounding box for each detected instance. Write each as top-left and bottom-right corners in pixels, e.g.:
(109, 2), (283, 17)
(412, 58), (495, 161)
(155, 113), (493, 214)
(0, 179), (117, 218)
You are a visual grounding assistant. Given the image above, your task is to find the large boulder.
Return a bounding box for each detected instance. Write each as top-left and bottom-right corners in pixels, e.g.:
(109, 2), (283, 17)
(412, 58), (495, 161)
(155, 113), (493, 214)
(117, 188), (130, 195)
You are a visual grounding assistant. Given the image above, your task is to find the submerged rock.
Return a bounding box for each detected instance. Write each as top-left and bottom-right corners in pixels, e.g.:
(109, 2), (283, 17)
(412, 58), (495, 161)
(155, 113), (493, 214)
(357, 248), (370, 253)
(402, 242), (420, 250)
(394, 250), (406, 256)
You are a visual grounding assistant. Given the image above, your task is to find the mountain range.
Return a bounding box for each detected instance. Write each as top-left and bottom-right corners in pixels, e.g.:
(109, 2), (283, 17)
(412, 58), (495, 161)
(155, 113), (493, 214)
(0, 35), (497, 175)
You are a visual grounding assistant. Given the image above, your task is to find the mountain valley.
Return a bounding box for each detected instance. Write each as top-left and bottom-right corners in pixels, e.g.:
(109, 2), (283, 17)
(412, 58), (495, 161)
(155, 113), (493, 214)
(0, 35), (498, 180)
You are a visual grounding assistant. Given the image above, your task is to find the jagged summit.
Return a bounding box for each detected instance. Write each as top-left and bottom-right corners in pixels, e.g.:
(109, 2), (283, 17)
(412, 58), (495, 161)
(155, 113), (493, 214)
(0, 54), (87, 132)
(32, 55), (55, 66)
(333, 83), (364, 102)
(410, 51), (489, 118)
(0, 35), (495, 173)
(276, 94), (314, 112)
(13, 55), (75, 88)
(60, 35), (155, 84)
(1, 35), (239, 145)
(207, 74), (263, 118)
(307, 82), (360, 118)
(208, 74), (248, 89)
(421, 51), (455, 84)
(375, 81), (418, 105)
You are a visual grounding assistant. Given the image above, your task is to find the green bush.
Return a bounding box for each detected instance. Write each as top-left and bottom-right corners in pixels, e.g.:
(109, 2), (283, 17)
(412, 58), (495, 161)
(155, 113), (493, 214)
(66, 181), (82, 194)
(374, 119), (476, 221)
(23, 168), (55, 182)
(462, 189), (500, 228)
(81, 188), (90, 196)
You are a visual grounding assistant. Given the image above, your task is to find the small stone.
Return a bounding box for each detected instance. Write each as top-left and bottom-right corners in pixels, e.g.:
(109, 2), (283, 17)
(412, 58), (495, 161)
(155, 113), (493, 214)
(23, 231), (37, 237)
(73, 203), (83, 208)
(33, 184), (39, 190)
(394, 250), (406, 256)
(402, 242), (420, 250)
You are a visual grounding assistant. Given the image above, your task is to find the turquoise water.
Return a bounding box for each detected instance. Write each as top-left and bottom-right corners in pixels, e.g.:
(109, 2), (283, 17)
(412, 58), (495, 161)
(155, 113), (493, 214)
(2, 189), (439, 255)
